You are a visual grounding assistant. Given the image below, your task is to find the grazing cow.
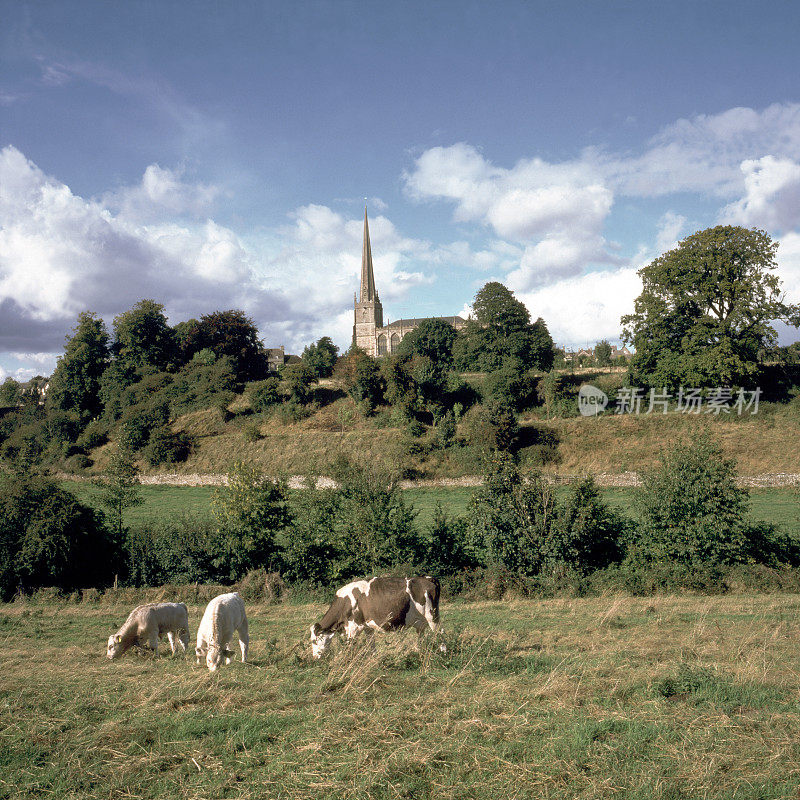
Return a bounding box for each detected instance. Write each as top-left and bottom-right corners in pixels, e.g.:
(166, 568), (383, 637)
(310, 575), (443, 659)
(106, 602), (190, 659)
(195, 592), (249, 672)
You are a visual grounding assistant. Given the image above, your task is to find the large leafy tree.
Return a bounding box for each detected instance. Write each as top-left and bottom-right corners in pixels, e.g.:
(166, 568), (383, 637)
(177, 310), (268, 381)
(113, 299), (176, 373)
(622, 226), (800, 388)
(455, 282), (554, 371)
(396, 318), (457, 367)
(301, 336), (339, 378)
(47, 311), (110, 419)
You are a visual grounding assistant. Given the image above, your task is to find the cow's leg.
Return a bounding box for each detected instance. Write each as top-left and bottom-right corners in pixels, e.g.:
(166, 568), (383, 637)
(179, 629), (189, 654)
(145, 630), (159, 656)
(238, 619), (249, 663)
(167, 631), (179, 655)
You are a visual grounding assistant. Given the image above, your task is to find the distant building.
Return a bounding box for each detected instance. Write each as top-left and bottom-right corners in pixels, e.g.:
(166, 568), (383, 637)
(563, 344), (632, 362)
(353, 207), (467, 358)
(265, 346), (300, 374)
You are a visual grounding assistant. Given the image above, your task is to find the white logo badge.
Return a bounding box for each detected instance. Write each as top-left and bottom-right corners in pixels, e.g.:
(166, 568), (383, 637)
(578, 384), (608, 417)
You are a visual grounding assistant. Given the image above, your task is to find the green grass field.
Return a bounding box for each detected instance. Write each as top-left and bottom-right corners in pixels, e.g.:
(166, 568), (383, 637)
(64, 482), (800, 539)
(2, 594), (800, 798)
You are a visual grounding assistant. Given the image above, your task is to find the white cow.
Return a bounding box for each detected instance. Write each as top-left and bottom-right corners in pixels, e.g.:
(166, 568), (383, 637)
(195, 592), (249, 672)
(107, 602), (190, 659)
(310, 575), (443, 659)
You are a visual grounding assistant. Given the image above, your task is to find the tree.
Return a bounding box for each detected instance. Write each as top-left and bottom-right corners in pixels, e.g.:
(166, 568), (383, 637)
(396, 319), (457, 367)
(0, 378), (21, 407)
(302, 336), (339, 378)
(94, 443), (143, 545)
(456, 283), (554, 371)
(282, 362), (317, 404)
(176, 310), (268, 381)
(46, 312), (110, 419)
(336, 347), (384, 413)
(633, 435), (767, 566)
(594, 340), (613, 367)
(0, 473), (118, 598)
(211, 462), (290, 579)
(113, 300), (176, 373)
(467, 453), (556, 575)
(622, 226), (800, 388)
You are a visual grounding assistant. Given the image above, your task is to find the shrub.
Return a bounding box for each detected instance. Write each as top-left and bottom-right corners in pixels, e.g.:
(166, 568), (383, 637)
(119, 400), (170, 451)
(241, 421), (262, 442)
(64, 453), (92, 472)
(461, 400), (519, 452)
(0, 474), (120, 599)
(75, 419), (109, 450)
(632, 434), (797, 567)
(249, 377), (280, 412)
(142, 426), (192, 466)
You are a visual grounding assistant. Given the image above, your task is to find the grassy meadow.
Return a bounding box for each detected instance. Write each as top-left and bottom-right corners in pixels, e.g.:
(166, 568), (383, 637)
(2, 594), (800, 798)
(63, 481), (800, 540)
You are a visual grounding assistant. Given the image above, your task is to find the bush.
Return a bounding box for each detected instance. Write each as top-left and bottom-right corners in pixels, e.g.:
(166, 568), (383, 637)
(461, 401), (519, 452)
(119, 400), (170, 451)
(75, 419), (109, 450)
(0, 474), (120, 599)
(632, 434), (797, 567)
(241, 421), (262, 442)
(64, 453), (92, 472)
(249, 377), (280, 412)
(141, 426), (192, 466)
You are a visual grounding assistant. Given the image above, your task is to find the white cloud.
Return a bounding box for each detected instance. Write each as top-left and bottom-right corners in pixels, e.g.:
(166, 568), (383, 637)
(517, 266), (642, 349)
(654, 211), (687, 254)
(0, 146), (483, 365)
(777, 233), (800, 305)
(720, 156), (800, 231)
(103, 164), (221, 221)
(404, 143), (617, 285)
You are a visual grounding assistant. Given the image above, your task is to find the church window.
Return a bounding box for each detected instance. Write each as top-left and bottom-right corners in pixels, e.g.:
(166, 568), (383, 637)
(390, 333), (400, 352)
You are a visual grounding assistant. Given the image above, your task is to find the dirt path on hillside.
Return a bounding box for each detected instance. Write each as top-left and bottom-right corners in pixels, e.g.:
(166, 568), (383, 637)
(134, 472), (800, 489)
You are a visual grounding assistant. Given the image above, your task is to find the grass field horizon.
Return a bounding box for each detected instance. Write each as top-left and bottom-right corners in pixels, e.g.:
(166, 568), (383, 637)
(64, 482), (800, 541)
(2, 594), (799, 798)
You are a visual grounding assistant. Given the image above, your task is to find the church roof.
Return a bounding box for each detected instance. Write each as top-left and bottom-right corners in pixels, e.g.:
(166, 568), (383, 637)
(385, 316), (467, 329)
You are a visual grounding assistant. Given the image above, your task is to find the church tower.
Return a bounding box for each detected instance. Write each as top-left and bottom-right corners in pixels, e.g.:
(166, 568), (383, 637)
(352, 206), (383, 354)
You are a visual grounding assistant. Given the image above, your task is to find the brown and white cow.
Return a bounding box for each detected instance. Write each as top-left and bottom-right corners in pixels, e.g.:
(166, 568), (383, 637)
(310, 575), (443, 658)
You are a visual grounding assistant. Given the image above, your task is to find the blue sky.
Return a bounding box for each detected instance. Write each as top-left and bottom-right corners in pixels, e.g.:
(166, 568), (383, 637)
(2, 0), (800, 379)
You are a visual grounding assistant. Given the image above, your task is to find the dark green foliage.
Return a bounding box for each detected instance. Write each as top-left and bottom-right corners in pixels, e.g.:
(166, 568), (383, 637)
(632, 435), (800, 567)
(176, 309), (268, 381)
(279, 483), (341, 584)
(325, 456), (422, 577)
(282, 362), (317, 404)
(0, 474), (118, 599)
(248, 377), (280, 412)
(424, 503), (473, 575)
(456, 283), (555, 372)
(545, 478), (625, 572)
(211, 462), (291, 579)
(381, 355), (419, 418)
(94, 444), (143, 545)
(0, 378), (21, 407)
(397, 319), (457, 367)
(142, 426), (192, 466)
(46, 311), (109, 419)
(337, 347), (384, 413)
(462, 400), (519, 452)
(301, 336), (339, 378)
(594, 340), (613, 367)
(482, 356), (536, 409)
(622, 226), (800, 388)
(467, 453), (556, 574)
(125, 513), (221, 586)
(113, 299), (177, 373)
(75, 419), (108, 451)
(166, 356), (240, 415)
(119, 399), (170, 451)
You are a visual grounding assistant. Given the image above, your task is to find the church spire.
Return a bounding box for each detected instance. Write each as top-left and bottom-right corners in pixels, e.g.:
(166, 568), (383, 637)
(360, 205), (377, 302)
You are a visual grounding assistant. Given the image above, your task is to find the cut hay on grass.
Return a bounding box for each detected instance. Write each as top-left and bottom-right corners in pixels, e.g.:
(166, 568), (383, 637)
(2, 594), (800, 798)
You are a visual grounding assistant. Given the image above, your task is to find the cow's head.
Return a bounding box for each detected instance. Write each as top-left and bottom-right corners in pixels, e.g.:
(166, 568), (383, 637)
(202, 643), (235, 672)
(106, 634), (123, 660)
(310, 623), (335, 659)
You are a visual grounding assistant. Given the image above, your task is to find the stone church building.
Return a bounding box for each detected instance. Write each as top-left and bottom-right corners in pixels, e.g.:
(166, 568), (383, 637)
(353, 208), (467, 358)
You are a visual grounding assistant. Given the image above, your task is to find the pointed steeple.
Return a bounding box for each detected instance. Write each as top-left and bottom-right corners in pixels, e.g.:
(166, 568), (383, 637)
(360, 205), (377, 302)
